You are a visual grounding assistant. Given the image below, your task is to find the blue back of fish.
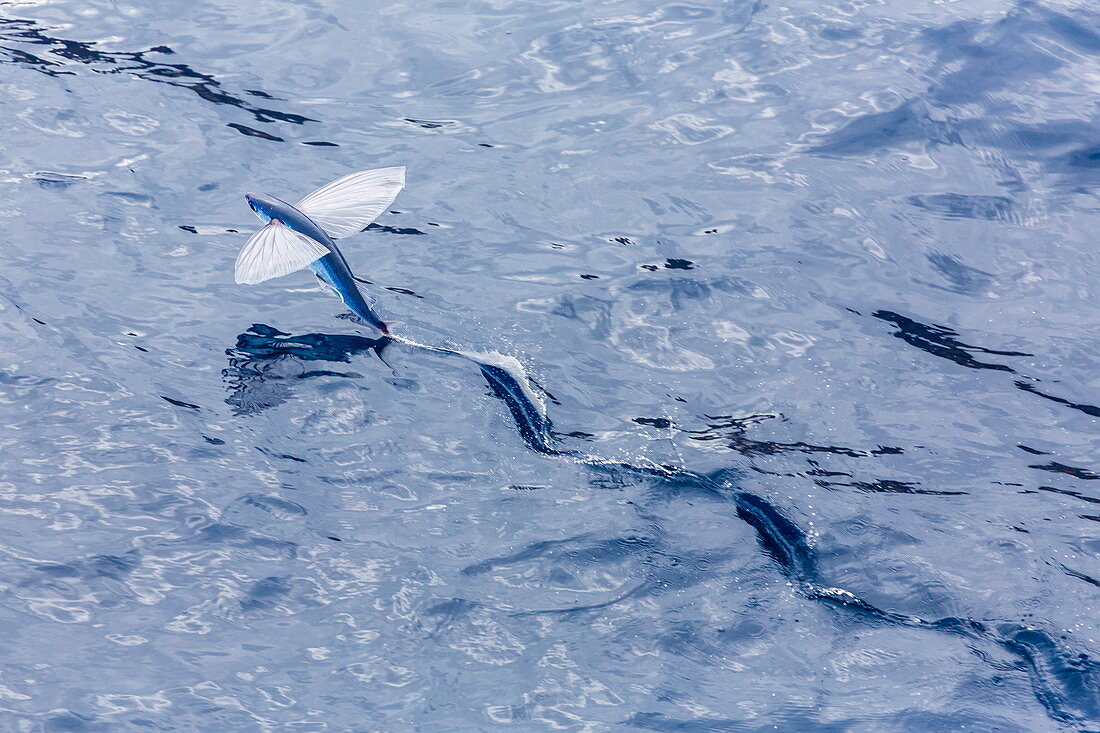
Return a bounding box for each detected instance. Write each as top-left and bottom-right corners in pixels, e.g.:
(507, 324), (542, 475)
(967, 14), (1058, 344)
(262, 195), (388, 333)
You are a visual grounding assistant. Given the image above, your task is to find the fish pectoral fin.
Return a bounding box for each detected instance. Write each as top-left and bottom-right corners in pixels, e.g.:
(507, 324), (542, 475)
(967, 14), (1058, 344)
(357, 283), (379, 307)
(234, 222), (329, 285)
(294, 166), (405, 240)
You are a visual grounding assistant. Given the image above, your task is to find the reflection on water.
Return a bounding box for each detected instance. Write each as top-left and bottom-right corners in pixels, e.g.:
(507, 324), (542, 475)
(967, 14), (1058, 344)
(0, 0), (1098, 729)
(225, 324), (388, 415)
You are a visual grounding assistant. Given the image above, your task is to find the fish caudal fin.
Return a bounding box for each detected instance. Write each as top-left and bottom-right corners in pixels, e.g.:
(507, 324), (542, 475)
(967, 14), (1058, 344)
(235, 222), (330, 285)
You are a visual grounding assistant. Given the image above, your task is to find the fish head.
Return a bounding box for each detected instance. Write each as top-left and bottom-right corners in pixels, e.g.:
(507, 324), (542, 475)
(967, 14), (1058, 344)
(244, 192), (278, 223)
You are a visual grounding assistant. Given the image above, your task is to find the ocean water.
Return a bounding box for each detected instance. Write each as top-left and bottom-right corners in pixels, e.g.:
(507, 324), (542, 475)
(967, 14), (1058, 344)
(0, 0), (1098, 730)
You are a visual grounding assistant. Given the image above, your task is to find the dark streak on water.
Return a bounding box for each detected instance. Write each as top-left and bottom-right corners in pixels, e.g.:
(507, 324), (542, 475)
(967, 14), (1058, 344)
(0, 17), (314, 137)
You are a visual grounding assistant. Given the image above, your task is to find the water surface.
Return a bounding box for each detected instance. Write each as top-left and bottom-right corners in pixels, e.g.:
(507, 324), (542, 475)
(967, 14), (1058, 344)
(0, 0), (1098, 730)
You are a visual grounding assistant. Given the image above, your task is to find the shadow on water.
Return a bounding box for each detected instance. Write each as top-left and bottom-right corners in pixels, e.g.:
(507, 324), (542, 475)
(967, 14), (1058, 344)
(223, 324), (388, 415)
(226, 322), (1100, 729)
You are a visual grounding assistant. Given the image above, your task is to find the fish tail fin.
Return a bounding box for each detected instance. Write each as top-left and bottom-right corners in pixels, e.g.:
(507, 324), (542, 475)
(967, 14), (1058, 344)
(352, 285), (389, 334)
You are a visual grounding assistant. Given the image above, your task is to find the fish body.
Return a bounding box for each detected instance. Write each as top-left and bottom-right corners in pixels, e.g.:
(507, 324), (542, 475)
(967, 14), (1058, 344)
(236, 167), (561, 451)
(245, 192), (388, 333)
(235, 167), (406, 335)
(245, 192), (327, 246)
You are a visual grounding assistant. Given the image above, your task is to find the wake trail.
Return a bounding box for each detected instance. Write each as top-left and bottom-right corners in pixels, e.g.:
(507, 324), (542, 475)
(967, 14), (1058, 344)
(230, 323), (1100, 728)
(387, 330), (1100, 729)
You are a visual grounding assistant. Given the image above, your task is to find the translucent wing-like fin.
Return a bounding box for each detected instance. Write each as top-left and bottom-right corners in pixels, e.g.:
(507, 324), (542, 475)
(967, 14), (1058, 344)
(234, 222), (330, 285)
(295, 166), (405, 239)
(359, 286), (378, 307)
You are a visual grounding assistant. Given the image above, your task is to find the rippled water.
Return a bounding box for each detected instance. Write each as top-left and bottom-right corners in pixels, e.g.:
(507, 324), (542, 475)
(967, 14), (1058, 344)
(1, 0), (1099, 729)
